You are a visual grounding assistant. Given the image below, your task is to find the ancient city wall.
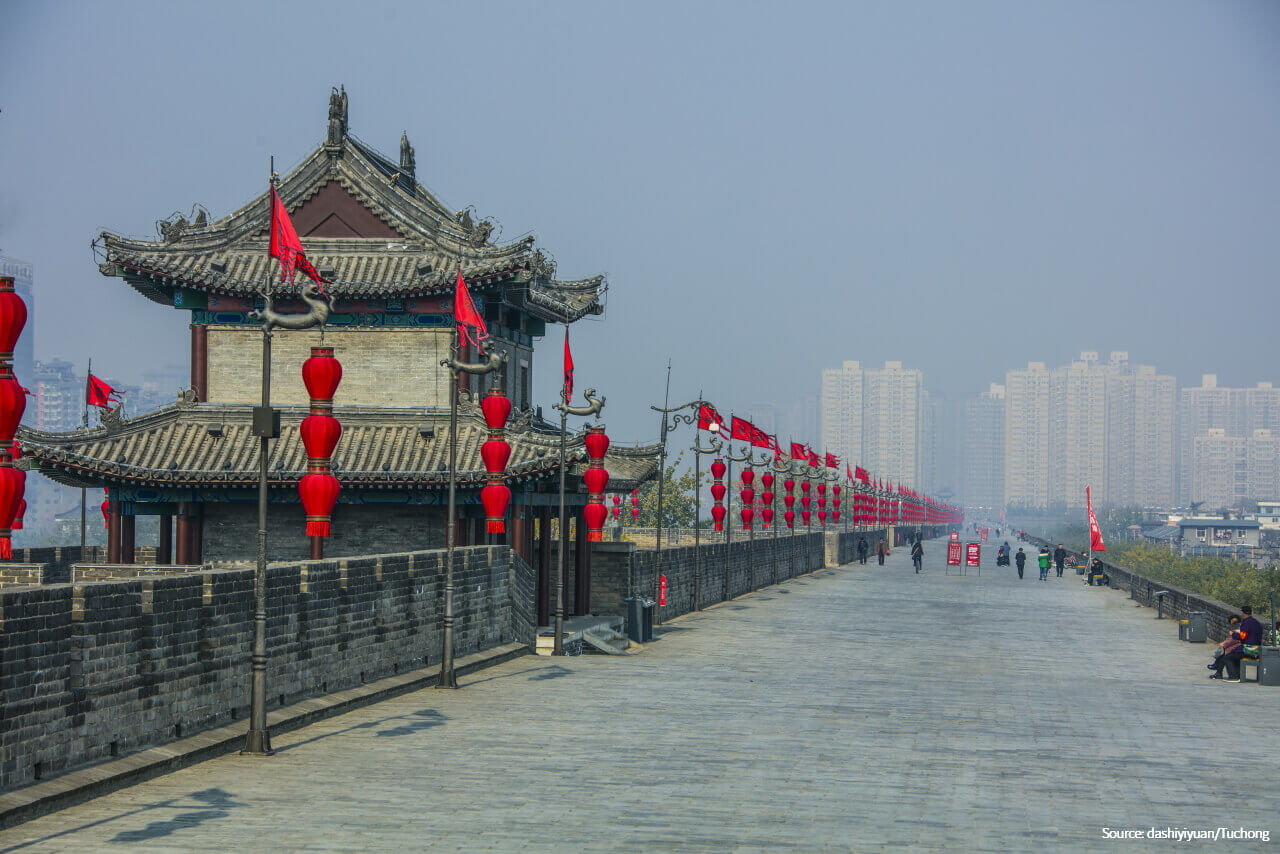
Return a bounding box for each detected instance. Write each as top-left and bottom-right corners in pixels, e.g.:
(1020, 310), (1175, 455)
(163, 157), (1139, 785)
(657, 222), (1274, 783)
(0, 545), (533, 793)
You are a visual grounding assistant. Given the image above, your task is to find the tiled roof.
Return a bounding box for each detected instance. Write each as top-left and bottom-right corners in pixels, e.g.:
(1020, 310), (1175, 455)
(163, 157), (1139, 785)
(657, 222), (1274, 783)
(97, 133), (605, 323)
(19, 402), (659, 492)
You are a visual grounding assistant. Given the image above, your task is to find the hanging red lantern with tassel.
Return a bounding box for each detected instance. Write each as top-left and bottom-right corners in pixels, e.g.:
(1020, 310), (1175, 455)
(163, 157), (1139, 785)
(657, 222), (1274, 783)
(298, 347), (343, 543)
(582, 425), (609, 541)
(0, 278), (27, 560)
(611, 493), (621, 520)
(832, 483), (841, 524)
(710, 459), (727, 531)
(760, 471), (775, 529)
(630, 489), (640, 521)
(480, 387), (513, 534)
(0, 277), (28, 366)
(101, 489), (110, 529)
(739, 466), (754, 530)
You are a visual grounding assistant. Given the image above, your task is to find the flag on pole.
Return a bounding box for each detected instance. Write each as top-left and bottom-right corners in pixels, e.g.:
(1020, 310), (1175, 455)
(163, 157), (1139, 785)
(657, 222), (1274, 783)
(790, 442), (807, 460)
(562, 326), (574, 403)
(825, 453), (839, 469)
(730, 416), (754, 442)
(1086, 486), (1107, 552)
(697, 404), (724, 432)
(269, 185), (330, 288)
(855, 466), (869, 483)
(454, 269), (489, 349)
(85, 374), (121, 409)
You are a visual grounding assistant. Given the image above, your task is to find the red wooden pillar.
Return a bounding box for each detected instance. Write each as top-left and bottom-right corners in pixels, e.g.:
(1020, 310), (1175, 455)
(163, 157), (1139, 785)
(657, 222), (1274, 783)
(574, 506), (590, 616)
(190, 324), (208, 402)
(537, 507), (552, 627)
(107, 502), (122, 564)
(175, 503), (191, 564)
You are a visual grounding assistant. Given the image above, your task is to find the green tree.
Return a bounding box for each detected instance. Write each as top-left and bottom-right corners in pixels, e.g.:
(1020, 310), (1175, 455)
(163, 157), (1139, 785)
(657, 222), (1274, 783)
(624, 452), (706, 529)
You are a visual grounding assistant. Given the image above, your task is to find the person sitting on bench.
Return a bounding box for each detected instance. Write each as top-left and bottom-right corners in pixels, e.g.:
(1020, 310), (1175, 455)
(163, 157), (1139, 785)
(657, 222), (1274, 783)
(1212, 606), (1262, 682)
(1207, 615), (1242, 680)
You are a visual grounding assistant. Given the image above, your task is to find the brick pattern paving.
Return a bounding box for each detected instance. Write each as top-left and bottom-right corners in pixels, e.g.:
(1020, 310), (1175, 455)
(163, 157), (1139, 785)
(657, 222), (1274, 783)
(0, 539), (1275, 852)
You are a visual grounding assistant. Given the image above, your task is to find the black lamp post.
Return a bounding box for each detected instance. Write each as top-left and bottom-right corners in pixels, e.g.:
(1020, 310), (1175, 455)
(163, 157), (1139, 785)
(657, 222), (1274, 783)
(553, 384), (604, 655)
(437, 338), (504, 688)
(649, 397), (713, 621)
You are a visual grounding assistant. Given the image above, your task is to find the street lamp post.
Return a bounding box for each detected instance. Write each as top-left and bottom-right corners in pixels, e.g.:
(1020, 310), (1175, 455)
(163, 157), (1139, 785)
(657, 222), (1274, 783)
(554, 386), (604, 654)
(649, 398), (713, 620)
(437, 339), (505, 688)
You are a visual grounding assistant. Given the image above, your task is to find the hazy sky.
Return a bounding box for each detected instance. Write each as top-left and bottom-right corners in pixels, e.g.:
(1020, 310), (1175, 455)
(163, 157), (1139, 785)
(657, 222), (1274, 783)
(2, 1), (1277, 445)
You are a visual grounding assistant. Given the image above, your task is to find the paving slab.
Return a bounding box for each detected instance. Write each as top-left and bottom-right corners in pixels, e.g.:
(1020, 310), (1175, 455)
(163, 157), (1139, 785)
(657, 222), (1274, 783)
(0, 538), (1274, 852)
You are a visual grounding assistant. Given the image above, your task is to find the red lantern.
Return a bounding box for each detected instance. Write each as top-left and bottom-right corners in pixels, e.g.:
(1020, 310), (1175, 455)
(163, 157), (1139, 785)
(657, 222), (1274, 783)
(783, 477), (795, 493)
(0, 373), (26, 443)
(0, 277), (28, 364)
(817, 482), (826, 496)
(801, 509), (812, 526)
(301, 346), (342, 404)
(740, 468), (754, 487)
(784, 509), (795, 529)
(298, 347), (343, 541)
(300, 415), (342, 461)
(760, 489), (775, 529)
(818, 510), (827, 525)
(481, 387), (514, 533)
(611, 493), (621, 519)
(740, 507), (754, 530)
(10, 497), (25, 530)
(101, 494), (110, 529)
(631, 489), (640, 521)
(800, 481), (811, 495)
(710, 458), (726, 531)
(801, 494), (812, 511)
(582, 425), (609, 541)
(761, 472), (774, 490)
(761, 507), (774, 526)
(784, 494), (796, 509)
(481, 439), (512, 473)
(299, 472), (340, 536)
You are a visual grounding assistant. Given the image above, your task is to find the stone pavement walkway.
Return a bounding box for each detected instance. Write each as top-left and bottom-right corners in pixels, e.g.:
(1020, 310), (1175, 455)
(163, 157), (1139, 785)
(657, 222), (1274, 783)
(1, 539), (1275, 853)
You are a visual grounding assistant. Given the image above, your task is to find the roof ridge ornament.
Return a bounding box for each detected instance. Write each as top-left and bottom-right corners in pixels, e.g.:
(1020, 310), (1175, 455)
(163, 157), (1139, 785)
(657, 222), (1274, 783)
(400, 132), (416, 180)
(326, 85), (349, 149)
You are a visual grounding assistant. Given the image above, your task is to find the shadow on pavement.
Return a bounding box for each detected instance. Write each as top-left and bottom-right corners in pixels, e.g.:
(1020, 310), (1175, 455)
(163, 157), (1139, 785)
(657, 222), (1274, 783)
(0, 788), (247, 852)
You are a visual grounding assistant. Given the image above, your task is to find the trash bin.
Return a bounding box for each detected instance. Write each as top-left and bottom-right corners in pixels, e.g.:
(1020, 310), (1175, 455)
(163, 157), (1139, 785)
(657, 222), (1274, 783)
(625, 597), (655, 643)
(1259, 647), (1280, 687)
(1185, 611), (1207, 643)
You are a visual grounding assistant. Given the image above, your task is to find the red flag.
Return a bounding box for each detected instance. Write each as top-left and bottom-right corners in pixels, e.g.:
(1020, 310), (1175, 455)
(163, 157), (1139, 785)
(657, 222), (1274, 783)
(808, 449), (820, 468)
(846, 464), (853, 480)
(562, 327), (574, 402)
(1087, 486), (1107, 552)
(86, 374), (121, 409)
(730, 416), (754, 442)
(855, 466), (869, 483)
(790, 442), (807, 460)
(269, 185), (330, 288)
(454, 269), (489, 349)
(750, 425), (772, 449)
(825, 453), (839, 469)
(697, 404), (724, 432)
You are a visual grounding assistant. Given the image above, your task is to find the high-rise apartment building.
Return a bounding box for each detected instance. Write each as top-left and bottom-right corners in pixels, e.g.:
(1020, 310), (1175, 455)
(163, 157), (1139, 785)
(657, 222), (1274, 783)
(960, 383), (1005, 512)
(1049, 352), (1110, 508)
(862, 361), (924, 485)
(1179, 376), (1280, 506)
(820, 360), (924, 485)
(820, 361), (863, 472)
(1003, 362), (1051, 508)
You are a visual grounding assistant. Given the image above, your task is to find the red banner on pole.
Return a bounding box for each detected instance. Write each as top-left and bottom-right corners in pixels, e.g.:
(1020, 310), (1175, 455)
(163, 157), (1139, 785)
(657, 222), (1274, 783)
(659, 574), (668, 607)
(947, 541), (962, 566)
(965, 543), (981, 567)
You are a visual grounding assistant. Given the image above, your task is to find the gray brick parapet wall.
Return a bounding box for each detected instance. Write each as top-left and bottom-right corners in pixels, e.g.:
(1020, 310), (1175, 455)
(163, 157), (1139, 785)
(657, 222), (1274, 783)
(1024, 535), (1247, 642)
(0, 545), (533, 793)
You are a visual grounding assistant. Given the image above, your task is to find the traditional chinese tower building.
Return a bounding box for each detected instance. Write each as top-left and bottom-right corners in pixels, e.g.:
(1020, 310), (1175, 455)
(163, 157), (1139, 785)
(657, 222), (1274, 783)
(20, 88), (656, 617)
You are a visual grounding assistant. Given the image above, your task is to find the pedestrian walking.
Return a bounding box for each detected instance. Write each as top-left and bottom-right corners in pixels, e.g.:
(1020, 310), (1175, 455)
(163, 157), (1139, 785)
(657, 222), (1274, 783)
(1053, 544), (1066, 578)
(876, 537), (889, 566)
(911, 540), (923, 573)
(1015, 547), (1026, 579)
(857, 536), (869, 565)
(1037, 546), (1050, 581)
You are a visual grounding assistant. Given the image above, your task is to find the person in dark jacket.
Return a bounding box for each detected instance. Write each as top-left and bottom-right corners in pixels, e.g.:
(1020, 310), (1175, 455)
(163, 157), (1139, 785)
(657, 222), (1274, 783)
(1218, 606), (1263, 682)
(876, 537), (890, 566)
(1014, 547), (1026, 579)
(911, 540), (924, 573)
(1053, 544), (1067, 577)
(857, 536), (869, 564)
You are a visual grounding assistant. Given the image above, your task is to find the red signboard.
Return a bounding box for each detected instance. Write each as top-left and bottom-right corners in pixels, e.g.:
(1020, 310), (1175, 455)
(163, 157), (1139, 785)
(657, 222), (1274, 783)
(946, 542), (962, 566)
(965, 543), (981, 567)
(659, 574), (668, 607)
(949, 531), (959, 542)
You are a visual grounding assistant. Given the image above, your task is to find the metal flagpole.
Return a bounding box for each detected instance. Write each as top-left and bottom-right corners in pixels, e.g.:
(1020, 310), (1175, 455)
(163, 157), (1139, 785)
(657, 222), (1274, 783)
(80, 357), (89, 554)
